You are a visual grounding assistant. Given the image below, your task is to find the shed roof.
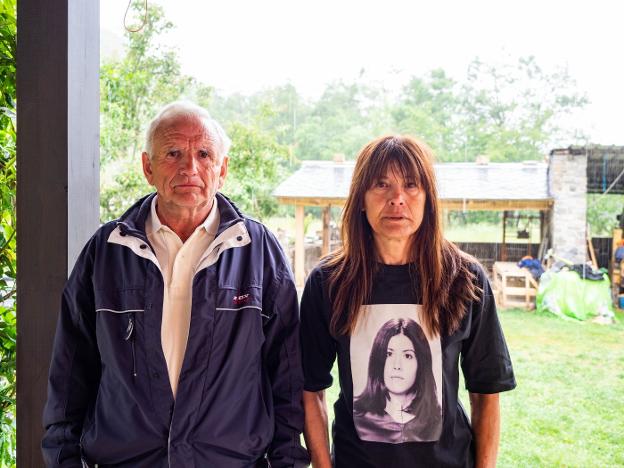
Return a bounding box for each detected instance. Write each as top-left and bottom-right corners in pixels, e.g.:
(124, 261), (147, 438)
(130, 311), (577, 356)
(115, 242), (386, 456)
(273, 160), (552, 210)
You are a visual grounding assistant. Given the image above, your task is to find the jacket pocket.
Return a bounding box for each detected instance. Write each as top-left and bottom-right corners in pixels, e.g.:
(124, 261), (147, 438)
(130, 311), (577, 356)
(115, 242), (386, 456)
(215, 285), (268, 322)
(94, 288), (145, 378)
(95, 287), (145, 315)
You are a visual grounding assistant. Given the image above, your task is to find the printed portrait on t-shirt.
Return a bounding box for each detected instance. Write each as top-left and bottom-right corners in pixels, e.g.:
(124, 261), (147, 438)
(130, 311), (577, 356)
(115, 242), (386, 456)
(350, 304), (443, 444)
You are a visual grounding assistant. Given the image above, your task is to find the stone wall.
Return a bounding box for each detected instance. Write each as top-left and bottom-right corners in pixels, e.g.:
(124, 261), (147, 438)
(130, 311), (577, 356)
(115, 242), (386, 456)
(548, 149), (588, 263)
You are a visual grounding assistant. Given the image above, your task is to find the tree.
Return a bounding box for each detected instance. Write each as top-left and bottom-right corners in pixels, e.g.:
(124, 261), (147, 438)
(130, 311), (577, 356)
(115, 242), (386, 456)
(100, 6), (291, 222)
(392, 69), (463, 161)
(587, 194), (624, 237)
(0, 0), (16, 463)
(100, 3), (200, 221)
(391, 58), (588, 162)
(459, 56), (588, 161)
(294, 79), (392, 161)
(222, 123), (291, 219)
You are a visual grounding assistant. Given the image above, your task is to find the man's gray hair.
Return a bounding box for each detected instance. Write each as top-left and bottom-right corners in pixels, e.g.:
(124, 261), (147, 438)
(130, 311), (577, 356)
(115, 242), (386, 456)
(144, 101), (232, 159)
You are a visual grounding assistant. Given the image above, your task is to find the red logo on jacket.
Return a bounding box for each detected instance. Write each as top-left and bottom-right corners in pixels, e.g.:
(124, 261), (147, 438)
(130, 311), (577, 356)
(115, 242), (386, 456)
(233, 293), (250, 305)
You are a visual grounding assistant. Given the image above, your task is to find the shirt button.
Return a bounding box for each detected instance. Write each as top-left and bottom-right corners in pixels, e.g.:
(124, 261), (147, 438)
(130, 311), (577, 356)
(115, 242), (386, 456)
(236, 236), (243, 241)
(140, 244), (147, 249)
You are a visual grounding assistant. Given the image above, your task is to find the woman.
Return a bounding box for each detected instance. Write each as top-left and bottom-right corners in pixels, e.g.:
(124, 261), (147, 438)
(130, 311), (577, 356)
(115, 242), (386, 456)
(300, 135), (516, 468)
(353, 318), (442, 443)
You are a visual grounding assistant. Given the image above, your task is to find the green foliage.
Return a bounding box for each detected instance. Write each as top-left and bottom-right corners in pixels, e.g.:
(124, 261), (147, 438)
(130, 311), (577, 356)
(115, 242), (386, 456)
(393, 69), (464, 160)
(222, 123), (291, 219)
(0, 0), (15, 464)
(100, 10), (588, 226)
(294, 80), (392, 161)
(392, 57), (588, 162)
(100, 5), (290, 222)
(587, 194), (624, 237)
(459, 56), (588, 162)
(99, 3), (202, 221)
(208, 57), (587, 165)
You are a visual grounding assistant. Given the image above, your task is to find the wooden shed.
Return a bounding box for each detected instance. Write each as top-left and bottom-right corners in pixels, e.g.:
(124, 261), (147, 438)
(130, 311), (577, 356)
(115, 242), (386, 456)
(274, 160), (554, 285)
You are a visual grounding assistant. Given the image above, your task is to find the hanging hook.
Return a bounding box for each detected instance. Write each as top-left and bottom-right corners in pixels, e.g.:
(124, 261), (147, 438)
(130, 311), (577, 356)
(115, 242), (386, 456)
(124, 0), (148, 33)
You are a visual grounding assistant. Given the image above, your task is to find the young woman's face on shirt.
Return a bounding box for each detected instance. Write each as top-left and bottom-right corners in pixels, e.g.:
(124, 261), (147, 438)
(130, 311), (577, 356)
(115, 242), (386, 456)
(383, 333), (417, 396)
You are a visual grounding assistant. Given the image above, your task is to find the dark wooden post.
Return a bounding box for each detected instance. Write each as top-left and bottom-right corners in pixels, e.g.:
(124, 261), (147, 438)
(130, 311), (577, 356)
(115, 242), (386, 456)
(16, 0), (99, 464)
(501, 210), (508, 261)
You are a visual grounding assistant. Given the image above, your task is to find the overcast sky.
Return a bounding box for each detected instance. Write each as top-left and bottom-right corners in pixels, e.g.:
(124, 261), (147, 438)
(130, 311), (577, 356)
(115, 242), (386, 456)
(101, 0), (624, 145)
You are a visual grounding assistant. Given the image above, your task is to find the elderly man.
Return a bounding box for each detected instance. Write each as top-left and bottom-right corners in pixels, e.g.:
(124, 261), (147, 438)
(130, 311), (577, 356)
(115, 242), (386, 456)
(42, 102), (309, 467)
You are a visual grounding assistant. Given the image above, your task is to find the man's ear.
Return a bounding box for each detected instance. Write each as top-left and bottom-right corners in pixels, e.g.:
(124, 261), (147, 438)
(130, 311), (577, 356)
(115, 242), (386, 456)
(142, 152), (154, 185)
(218, 155), (229, 189)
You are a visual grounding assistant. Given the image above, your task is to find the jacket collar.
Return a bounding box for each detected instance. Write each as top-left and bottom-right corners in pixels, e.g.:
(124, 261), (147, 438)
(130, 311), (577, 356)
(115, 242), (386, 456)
(116, 192), (246, 238)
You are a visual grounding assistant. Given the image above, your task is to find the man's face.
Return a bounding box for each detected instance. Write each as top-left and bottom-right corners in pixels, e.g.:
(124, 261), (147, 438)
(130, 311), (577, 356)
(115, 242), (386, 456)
(142, 115), (228, 216)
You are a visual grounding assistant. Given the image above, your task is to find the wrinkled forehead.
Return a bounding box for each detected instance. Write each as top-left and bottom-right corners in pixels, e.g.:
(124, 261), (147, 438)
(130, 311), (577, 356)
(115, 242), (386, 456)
(154, 115), (215, 146)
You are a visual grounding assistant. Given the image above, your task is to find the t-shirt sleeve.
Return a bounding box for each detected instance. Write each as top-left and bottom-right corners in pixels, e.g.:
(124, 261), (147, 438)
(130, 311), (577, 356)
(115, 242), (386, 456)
(299, 266), (337, 392)
(460, 265), (517, 394)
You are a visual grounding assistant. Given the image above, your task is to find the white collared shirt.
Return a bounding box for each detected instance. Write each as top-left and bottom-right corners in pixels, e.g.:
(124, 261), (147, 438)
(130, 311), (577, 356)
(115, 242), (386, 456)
(145, 195), (220, 397)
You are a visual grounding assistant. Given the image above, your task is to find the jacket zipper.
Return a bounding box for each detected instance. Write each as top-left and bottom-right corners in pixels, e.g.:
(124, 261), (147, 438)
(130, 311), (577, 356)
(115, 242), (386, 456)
(167, 407), (175, 468)
(123, 314), (137, 378)
(116, 219), (248, 466)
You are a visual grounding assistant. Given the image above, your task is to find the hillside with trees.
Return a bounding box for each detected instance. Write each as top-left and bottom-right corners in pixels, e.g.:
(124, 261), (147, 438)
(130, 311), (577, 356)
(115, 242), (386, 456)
(100, 4), (590, 224)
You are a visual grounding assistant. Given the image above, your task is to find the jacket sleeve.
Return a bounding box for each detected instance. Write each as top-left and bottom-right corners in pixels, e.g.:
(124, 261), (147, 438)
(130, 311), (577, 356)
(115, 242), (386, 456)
(261, 238), (310, 468)
(42, 238), (101, 467)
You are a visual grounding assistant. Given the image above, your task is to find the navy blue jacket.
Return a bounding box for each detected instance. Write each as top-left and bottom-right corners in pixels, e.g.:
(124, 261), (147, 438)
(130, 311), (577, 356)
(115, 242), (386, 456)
(42, 193), (310, 468)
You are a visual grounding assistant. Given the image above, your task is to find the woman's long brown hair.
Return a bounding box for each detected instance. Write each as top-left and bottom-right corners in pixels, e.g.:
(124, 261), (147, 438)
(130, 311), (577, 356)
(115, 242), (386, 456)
(325, 135), (480, 338)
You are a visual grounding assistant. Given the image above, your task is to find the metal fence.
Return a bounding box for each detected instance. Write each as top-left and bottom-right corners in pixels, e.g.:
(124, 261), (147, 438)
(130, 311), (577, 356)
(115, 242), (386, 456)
(591, 237), (612, 269)
(454, 242), (540, 271)
(456, 238), (613, 271)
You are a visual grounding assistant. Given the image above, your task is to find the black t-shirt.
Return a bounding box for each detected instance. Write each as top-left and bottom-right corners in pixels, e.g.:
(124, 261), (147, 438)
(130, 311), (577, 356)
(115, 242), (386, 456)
(300, 263), (516, 468)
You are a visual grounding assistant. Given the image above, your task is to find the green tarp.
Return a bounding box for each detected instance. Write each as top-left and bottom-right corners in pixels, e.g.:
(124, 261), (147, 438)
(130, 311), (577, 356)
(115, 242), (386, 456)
(536, 270), (614, 321)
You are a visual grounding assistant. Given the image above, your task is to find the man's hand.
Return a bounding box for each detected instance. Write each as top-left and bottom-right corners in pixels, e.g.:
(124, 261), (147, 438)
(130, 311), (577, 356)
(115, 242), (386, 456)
(469, 392), (500, 468)
(303, 390), (332, 468)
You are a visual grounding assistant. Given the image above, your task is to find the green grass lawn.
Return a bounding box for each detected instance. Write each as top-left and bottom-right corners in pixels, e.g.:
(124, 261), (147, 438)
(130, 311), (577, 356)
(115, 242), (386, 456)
(323, 309), (624, 467)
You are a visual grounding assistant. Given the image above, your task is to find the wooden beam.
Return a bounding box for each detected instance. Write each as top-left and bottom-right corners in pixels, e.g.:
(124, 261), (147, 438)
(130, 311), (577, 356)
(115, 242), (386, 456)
(16, 0), (99, 464)
(321, 205), (331, 257)
(294, 205), (305, 287)
(276, 196), (346, 207)
(275, 196), (553, 211)
(441, 199), (554, 211)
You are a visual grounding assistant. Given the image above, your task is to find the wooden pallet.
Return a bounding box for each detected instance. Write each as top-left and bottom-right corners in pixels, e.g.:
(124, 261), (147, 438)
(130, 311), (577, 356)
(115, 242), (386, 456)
(492, 261), (538, 310)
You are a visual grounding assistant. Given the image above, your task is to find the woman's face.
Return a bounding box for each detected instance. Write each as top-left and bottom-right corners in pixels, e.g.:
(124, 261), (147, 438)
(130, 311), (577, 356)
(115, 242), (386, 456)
(383, 333), (417, 396)
(363, 164), (426, 247)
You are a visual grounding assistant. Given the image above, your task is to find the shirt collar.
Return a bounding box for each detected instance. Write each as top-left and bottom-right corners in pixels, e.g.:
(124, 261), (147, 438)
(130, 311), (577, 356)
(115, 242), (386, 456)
(146, 195), (220, 236)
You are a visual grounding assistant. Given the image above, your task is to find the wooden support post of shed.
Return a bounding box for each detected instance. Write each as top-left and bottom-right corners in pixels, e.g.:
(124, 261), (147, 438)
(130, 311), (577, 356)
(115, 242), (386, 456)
(321, 205), (331, 257)
(501, 210), (508, 261)
(17, 0), (100, 464)
(295, 205), (305, 286)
